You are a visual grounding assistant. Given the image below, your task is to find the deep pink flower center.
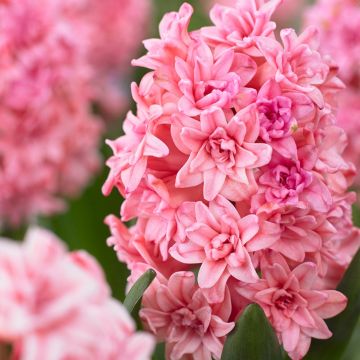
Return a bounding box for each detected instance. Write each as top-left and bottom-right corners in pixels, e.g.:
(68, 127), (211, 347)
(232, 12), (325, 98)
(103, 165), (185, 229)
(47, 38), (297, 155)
(205, 233), (236, 261)
(274, 290), (296, 312)
(206, 128), (236, 167)
(171, 308), (204, 333)
(257, 96), (292, 142)
(274, 164), (312, 192)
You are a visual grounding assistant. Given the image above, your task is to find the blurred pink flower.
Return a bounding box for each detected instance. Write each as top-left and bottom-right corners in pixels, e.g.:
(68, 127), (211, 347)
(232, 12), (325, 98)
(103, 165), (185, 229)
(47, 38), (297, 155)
(0, 0), (102, 226)
(336, 90), (360, 184)
(0, 227), (154, 360)
(305, 0), (360, 186)
(141, 271), (234, 360)
(304, 0), (360, 86)
(78, 0), (152, 117)
(274, 0), (306, 25)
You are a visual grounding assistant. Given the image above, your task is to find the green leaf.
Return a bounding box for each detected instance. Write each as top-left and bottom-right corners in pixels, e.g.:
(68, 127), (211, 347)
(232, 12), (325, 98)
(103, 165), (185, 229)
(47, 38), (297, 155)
(152, 343), (165, 360)
(221, 304), (283, 360)
(123, 269), (156, 314)
(306, 249), (360, 360)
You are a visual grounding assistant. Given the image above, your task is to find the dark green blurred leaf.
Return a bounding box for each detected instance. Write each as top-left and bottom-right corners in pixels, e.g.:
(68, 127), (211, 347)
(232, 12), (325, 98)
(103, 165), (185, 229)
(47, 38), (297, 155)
(306, 250), (360, 360)
(124, 269), (156, 314)
(221, 304), (283, 360)
(152, 343), (165, 360)
(352, 204), (360, 228)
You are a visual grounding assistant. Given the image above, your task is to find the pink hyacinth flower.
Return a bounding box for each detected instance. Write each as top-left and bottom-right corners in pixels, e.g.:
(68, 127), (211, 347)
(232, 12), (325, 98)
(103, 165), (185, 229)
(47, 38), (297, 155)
(103, 107), (169, 195)
(257, 154), (333, 213)
(256, 27), (329, 108)
(133, 3), (193, 73)
(171, 195), (279, 302)
(0, 227), (154, 360)
(174, 106), (272, 201)
(141, 271), (234, 360)
(236, 255), (347, 360)
(175, 44), (257, 116)
(256, 79), (314, 159)
(202, 0), (283, 55)
(105, 215), (186, 279)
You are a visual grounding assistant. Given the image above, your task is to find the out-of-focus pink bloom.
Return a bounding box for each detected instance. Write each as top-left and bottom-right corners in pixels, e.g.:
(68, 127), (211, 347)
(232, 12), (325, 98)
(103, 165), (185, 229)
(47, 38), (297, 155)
(304, 0), (360, 185)
(0, 0), (102, 226)
(78, 0), (152, 117)
(237, 255), (347, 360)
(171, 196), (279, 302)
(336, 90), (360, 184)
(141, 272), (234, 360)
(174, 106), (272, 201)
(304, 0), (360, 86)
(274, 0), (306, 25)
(0, 227), (155, 360)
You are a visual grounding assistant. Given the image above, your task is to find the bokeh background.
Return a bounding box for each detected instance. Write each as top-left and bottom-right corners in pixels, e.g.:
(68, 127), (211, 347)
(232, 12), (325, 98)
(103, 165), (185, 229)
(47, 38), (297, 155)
(4, 1), (359, 359)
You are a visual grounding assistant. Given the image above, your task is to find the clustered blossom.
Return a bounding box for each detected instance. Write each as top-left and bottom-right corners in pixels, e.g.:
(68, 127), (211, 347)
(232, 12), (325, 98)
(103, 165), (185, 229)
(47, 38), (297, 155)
(0, 0), (101, 226)
(104, 2), (360, 359)
(0, 0), (151, 227)
(0, 227), (155, 360)
(305, 0), (360, 184)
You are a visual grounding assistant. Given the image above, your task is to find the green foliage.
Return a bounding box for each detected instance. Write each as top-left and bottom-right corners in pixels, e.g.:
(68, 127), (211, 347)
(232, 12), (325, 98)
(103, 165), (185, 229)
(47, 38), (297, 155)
(152, 343), (166, 360)
(221, 304), (283, 360)
(124, 269), (156, 314)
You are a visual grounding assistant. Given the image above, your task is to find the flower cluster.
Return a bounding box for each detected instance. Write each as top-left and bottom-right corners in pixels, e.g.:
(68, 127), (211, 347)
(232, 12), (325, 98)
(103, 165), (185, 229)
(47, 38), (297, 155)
(0, 0), (151, 227)
(304, 0), (360, 184)
(0, 0), (101, 226)
(0, 227), (154, 360)
(104, 2), (360, 359)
